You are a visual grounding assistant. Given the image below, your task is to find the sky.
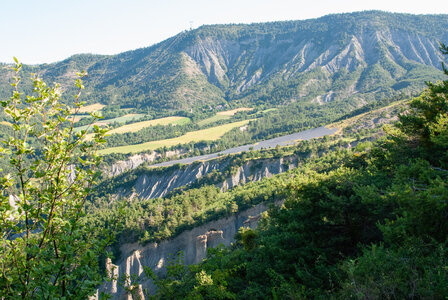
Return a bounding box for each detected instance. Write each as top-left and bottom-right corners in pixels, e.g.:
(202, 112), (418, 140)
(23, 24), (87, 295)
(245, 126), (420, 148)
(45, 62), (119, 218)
(1, 0), (447, 64)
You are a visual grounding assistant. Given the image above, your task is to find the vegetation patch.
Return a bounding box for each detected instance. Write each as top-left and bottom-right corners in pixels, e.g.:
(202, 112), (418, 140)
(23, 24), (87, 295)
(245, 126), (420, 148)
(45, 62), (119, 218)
(197, 108), (253, 126)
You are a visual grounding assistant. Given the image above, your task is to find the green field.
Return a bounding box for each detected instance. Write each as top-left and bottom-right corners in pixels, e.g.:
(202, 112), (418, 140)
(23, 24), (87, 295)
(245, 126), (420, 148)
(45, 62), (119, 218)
(259, 108), (277, 113)
(197, 114), (231, 126)
(197, 107), (253, 126)
(217, 108), (253, 116)
(99, 114), (146, 125)
(99, 119), (253, 154)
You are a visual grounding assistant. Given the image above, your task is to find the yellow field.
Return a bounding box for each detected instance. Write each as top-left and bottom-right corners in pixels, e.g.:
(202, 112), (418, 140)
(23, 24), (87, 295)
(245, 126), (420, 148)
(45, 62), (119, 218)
(106, 116), (190, 134)
(217, 107), (253, 116)
(0, 121), (12, 126)
(99, 119), (253, 155)
(75, 103), (105, 113)
(85, 116), (189, 140)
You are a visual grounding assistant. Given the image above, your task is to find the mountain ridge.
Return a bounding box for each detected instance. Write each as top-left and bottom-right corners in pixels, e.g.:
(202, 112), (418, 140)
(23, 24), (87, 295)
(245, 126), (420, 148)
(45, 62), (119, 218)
(1, 11), (447, 110)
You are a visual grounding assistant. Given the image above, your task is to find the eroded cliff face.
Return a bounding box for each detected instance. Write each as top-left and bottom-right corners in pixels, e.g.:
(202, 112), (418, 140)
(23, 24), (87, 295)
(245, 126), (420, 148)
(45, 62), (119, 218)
(115, 155), (297, 200)
(181, 25), (446, 103)
(218, 157), (296, 191)
(130, 159), (230, 199)
(99, 202), (275, 299)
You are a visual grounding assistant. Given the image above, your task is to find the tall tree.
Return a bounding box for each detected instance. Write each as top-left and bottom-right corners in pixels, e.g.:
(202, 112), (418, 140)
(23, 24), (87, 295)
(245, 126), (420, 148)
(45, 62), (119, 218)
(0, 59), (111, 299)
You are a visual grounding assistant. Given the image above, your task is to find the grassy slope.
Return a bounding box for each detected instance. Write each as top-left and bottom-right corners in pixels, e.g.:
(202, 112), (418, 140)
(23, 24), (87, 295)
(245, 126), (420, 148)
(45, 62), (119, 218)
(326, 100), (406, 135)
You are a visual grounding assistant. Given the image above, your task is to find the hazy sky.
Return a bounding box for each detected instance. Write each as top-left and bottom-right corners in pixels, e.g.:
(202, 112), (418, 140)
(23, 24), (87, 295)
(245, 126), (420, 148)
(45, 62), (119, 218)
(1, 0), (447, 64)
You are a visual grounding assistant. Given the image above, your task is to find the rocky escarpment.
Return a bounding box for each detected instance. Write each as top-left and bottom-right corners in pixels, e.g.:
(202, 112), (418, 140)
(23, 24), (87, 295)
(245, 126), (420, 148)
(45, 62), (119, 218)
(97, 201), (277, 299)
(217, 157), (296, 190)
(180, 15), (447, 106)
(114, 155), (297, 200)
(107, 153), (159, 177)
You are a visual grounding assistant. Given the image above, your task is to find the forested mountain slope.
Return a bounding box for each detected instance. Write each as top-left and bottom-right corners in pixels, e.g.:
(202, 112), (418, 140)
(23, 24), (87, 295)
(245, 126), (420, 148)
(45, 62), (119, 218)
(1, 11), (447, 110)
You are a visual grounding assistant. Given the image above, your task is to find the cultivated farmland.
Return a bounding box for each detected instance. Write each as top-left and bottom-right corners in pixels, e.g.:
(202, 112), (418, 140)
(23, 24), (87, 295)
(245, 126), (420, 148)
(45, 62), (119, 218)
(99, 119), (252, 154)
(74, 103), (105, 113)
(0, 121), (12, 127)
(106, 116), (190, 134)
